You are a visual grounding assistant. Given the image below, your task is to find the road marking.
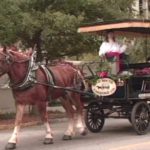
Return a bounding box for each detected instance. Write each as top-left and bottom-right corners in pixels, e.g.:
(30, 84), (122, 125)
(110, 141), (150, 150)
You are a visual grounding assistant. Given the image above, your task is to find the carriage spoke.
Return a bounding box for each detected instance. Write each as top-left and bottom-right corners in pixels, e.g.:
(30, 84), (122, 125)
(85, 103), (105, 133)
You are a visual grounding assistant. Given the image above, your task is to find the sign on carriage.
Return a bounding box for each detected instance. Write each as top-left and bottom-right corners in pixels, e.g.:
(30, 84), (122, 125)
(92, 78), (117, 96)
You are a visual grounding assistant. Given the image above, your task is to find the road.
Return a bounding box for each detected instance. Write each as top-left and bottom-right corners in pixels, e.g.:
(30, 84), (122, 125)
(1, 119), (150, 150)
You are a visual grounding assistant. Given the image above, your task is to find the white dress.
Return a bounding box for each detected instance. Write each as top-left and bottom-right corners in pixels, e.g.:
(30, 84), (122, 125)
(99, 42), (127, 56)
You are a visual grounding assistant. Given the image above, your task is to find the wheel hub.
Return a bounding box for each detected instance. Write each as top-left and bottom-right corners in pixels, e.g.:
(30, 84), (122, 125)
(140, 112), (146, 120)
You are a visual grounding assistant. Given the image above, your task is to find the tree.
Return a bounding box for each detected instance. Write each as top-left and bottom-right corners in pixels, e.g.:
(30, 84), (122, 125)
(0, 0), (21, 45)
(0, 0), (135, 60)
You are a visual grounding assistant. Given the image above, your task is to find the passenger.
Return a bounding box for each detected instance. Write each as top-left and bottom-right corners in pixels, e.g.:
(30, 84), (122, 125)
(99, 32), (127, 75)
(99, 32), (127, 57)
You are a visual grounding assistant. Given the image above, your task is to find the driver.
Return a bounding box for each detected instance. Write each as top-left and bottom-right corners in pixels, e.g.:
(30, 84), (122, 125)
(99, 32), (127, 75)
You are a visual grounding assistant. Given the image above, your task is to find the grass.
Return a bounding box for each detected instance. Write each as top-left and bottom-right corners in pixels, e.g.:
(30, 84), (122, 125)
(0, 112), (15, 120)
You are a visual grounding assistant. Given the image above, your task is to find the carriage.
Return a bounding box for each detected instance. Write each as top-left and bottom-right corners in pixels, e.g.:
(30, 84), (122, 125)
(77, 19), (150, 135)
(2, 19), (150, 150)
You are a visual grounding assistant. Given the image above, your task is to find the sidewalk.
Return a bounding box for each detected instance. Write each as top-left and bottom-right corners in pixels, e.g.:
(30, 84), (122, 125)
(0, 106), (66, 130)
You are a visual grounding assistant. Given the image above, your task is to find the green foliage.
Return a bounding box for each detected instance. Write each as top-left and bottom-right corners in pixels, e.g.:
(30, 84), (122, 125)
(0, 0), (135, 60)
(128, 38), (150, 63)
(0, 0), (21, 45)
(0, 112), (15, 120)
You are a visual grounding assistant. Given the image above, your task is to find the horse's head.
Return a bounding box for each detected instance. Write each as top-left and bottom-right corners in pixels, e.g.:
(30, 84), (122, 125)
(0, 48), (30, 77)
(0, 48), (12, 76)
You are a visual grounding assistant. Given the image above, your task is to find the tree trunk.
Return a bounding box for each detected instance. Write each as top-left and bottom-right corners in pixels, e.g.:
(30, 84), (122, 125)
(36, 39), (42, 62)
(33, 30), (42, 62)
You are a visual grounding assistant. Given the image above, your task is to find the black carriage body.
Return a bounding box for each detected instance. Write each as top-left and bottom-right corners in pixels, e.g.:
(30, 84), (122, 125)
(84, 74), (150, 116)
(104, 76), (150, 100)
(83, 69), (150, 135)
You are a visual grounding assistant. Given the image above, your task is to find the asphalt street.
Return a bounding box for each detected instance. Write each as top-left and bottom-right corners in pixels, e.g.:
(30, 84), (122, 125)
(1, 119), (150, 150)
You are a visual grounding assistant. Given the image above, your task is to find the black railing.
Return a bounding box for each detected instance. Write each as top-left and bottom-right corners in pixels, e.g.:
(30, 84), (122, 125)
(123, 63), (150, 70)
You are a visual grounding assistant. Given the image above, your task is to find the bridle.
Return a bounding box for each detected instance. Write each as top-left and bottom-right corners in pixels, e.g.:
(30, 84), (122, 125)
(0, 51), (37, 90)
(0, 51), (30, 64)
(0, 50), (55, 95)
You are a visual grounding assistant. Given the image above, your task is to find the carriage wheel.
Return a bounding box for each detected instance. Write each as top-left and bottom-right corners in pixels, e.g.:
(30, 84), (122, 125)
(85, 103), (105, 133)
(131, 101), (150, 135)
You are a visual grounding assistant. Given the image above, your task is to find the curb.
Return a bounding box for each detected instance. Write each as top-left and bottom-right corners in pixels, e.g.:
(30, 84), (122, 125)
(0, 117), (67, 130)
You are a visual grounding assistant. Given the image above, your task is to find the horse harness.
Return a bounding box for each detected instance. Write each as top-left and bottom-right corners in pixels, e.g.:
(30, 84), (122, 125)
(1, 51), (85, 100)
(9, 53), (55, 101)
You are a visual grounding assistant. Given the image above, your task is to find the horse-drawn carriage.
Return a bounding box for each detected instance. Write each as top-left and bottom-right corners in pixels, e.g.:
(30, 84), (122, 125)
(2, 19), (150, 150)
(78, 19), (150, 135)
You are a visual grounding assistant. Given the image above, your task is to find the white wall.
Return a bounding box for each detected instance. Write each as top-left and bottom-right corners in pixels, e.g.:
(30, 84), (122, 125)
(0, 89), (16, 114)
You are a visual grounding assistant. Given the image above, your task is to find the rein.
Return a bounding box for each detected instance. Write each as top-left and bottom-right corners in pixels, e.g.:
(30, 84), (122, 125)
(0, 51), (86, 95)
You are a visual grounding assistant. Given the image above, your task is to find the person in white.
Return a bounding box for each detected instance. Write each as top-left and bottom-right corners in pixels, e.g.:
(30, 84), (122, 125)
(99, 32), (127, 75)
(99, 32), (127, 57)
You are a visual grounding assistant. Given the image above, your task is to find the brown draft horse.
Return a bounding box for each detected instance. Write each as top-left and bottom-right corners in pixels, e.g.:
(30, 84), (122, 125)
(0, 49), (87, 150)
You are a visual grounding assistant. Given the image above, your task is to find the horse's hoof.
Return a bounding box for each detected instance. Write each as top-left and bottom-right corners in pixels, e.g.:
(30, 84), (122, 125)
(80, 129), (88, 136)
(62, 135), (72, 141)
(43, 138), (53, 144)
(5, 143), (16, 150)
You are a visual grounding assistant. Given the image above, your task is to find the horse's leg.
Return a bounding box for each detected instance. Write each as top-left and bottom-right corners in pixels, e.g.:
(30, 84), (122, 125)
(37, 102), (53, 144)
(5, 104), (25, 150)
(60, 97), (76, 140)
(72, 93), (87, 136)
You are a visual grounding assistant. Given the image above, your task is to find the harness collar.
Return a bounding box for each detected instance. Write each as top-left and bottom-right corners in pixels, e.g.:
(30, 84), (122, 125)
(10, 52), (38, 90)
(0, 51), (55, 91)
(9, 52), (55, 91)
